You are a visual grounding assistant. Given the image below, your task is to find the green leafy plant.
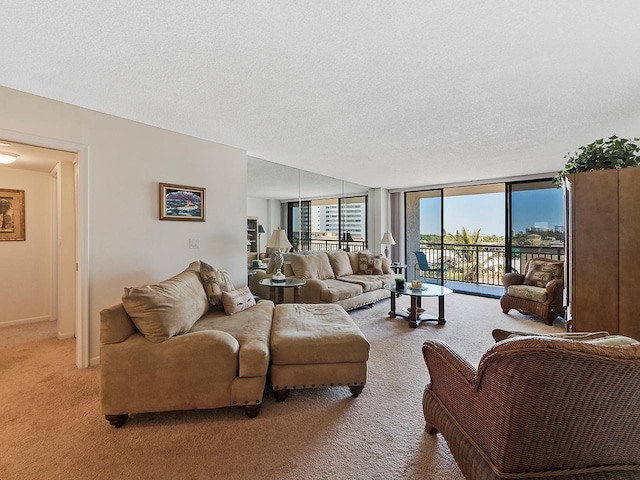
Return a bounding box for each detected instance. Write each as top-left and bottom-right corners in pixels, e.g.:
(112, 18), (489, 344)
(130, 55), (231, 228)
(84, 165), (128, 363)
(553, 135), (640, 186)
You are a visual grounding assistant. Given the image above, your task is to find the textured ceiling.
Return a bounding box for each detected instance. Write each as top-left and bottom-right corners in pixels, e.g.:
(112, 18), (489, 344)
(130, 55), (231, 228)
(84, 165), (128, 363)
(1, 1), (639, 189)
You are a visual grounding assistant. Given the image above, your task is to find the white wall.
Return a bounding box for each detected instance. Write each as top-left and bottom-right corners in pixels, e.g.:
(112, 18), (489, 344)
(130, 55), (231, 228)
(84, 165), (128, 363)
(0, 86), (247, 364)
(0, 168), (50, 325)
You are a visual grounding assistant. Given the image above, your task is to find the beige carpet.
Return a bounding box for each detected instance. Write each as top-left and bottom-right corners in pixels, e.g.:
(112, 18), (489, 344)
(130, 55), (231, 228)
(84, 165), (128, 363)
(0, 294), (563, 480)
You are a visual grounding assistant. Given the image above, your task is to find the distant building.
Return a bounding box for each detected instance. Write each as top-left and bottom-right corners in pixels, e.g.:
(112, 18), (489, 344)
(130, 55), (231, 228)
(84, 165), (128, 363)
(311, 203), (366, 238)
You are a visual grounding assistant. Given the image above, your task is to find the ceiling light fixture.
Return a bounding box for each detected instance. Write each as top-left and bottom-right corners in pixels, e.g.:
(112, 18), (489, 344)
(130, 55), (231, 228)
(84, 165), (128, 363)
(0, 152), (19, 164)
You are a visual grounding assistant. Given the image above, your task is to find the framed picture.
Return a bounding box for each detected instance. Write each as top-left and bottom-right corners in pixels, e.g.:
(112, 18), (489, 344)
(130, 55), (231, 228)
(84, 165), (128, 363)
(159, 183), (206, 221)
(0, 189), (25, 241)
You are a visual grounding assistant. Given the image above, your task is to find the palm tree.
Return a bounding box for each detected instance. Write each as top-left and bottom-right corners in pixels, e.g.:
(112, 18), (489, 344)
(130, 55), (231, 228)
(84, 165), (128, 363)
(447, 228), (479, 282)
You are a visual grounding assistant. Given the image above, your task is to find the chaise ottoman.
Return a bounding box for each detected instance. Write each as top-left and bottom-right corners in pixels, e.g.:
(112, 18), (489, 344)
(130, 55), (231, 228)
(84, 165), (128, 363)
(270, 303), (370, 401)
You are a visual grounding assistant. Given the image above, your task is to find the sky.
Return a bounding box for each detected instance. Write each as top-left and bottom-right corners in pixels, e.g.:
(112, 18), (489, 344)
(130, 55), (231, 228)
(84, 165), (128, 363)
(420, 189), (564, 236)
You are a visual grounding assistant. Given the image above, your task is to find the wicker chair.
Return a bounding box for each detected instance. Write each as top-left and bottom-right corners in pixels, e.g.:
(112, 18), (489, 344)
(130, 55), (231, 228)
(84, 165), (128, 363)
(500, 257), (564, 325)
(422, 335), (640, 479)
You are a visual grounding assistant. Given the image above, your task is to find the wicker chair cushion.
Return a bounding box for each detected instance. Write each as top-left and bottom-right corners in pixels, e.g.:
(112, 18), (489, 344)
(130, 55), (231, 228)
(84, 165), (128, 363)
(507, 284), (547, 302)
(523, 259), (563, 288)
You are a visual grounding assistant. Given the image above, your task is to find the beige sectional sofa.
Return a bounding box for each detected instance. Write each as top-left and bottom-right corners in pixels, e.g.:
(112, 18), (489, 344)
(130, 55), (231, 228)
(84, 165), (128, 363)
(250, 250), (399, 311)
(100, 261), (274, 427)
(101, 256), (380, 428)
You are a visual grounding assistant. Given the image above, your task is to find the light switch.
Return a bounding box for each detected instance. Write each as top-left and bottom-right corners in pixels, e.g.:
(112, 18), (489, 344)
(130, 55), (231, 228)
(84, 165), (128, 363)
(189, 238), (200, 249)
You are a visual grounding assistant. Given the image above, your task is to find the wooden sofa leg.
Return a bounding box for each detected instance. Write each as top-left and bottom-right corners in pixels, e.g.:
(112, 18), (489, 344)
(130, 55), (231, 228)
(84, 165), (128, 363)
(244, 404), (261, 418)
(425, 422), (439, 434)
(105, 414), (128, 428)
(349, 385), (364, 397)
(273, 389), (289, 402)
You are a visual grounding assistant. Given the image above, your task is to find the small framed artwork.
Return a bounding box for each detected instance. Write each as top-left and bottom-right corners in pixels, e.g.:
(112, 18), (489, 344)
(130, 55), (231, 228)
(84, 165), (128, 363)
(0, 188), (26, 241)
(159, 183), (206, 221)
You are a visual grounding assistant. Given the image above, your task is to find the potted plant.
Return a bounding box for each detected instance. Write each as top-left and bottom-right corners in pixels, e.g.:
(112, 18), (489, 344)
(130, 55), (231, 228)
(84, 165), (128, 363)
(553, 135), (640, 186)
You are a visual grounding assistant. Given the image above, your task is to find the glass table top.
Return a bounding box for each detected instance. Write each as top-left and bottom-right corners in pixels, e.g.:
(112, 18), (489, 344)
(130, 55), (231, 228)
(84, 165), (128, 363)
(384, 283), (453, 297)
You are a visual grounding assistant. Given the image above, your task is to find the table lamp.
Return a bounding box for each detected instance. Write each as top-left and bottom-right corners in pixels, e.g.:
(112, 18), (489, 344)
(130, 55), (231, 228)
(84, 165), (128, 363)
(342, 232), (355, 252)
(381, 232), (396, 259)
(266, 228), (293, 282)
(257, 224), (265, 256)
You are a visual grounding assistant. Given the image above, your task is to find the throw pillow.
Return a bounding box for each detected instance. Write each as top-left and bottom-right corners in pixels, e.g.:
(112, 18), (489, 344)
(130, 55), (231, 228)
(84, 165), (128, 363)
(222, 285), (256, 315)
(122, 267), (210, 343)
(523, 260), (563, 288)
(358, 252), (383, 275)
(327, 250), (353, 277)
(200, 261), (235, 308)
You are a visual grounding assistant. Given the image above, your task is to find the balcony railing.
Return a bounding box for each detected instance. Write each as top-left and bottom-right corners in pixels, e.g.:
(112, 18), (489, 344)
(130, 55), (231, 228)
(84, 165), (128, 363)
(291, 233), (368, 253)
(417, 242), (565, 286)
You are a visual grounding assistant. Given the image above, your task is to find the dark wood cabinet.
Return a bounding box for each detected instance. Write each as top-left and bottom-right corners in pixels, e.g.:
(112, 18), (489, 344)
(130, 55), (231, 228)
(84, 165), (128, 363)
(566, 168), (640, 340)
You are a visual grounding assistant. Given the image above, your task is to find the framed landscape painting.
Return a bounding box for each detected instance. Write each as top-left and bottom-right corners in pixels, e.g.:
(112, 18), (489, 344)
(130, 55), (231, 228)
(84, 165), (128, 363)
(159, 183), (206, 221)
(0, 188), (26, 241)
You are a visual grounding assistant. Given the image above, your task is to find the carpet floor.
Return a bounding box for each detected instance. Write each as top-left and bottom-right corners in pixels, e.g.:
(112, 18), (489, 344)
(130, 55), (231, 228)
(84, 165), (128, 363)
(0, 294), (564, 479)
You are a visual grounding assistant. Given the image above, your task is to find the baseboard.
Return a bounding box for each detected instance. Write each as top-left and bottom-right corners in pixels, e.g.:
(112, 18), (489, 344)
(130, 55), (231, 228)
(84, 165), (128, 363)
(0, 315), (50, 328)
(89, 356), (100, 366)
(57, 331), (75, 340)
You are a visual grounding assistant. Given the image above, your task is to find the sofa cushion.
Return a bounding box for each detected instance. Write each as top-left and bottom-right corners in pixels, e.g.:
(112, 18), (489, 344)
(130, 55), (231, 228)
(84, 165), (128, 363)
(320, 279), (363, 302)
(222, 286), (257, 315)
(190, 300), (275, 378)
(347, 250), (364, 274)
(507, 284), (547, 303)
(327, 250), (353, 277)
(122, 267), (210, 343)
(358, 252), (383, 275)
(524, 260), (563, 288)
(337, 275), (384, 292)
(200, 261), (235, 308)
(289, 252), (335, 280)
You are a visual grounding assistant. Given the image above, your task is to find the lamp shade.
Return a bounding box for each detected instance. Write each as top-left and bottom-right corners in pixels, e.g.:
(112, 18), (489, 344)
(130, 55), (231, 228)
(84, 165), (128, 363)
(342, 232), (355, 243)
(381, 232), (396, 245)
(258, 224), (265, 234)
(266, 228), (293, 250)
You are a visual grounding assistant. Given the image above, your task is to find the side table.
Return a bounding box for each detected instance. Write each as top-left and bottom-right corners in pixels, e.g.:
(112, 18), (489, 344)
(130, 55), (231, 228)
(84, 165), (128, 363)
(258, 278), (306, 304)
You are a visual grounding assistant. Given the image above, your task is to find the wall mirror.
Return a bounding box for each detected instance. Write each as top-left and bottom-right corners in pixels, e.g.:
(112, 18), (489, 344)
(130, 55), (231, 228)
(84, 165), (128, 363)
(247, 156), (369, 258)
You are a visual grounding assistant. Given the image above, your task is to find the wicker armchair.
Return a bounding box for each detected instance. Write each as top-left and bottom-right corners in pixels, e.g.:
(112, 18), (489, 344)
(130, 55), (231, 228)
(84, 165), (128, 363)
(500, 257), (564, 325)
(422, 335), (640, 479)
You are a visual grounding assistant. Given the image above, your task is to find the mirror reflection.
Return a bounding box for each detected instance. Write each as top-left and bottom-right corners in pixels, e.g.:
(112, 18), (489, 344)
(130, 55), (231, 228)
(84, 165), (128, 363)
(247, 156), (370, 261)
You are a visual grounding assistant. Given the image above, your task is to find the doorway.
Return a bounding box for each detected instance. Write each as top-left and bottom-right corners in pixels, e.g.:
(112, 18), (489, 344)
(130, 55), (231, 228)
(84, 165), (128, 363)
(0, 130), (89, 368)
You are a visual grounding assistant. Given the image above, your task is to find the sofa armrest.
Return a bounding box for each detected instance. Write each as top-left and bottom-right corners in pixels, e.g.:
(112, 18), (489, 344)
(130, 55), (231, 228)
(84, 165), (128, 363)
(544, 278), (563, 305)
(422, 340), (477, 391)
(298, 278), (327, 303)
(101, 329), (241, 414)
(100, 303), (138, 345)
(249, 270), (272, 298)
(502, 272), (525, 288)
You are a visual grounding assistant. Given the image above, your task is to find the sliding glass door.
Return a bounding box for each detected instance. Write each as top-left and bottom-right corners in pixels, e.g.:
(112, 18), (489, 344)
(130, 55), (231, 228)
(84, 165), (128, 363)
(506, 180), (565, 274)
(405, 179), (564, 295)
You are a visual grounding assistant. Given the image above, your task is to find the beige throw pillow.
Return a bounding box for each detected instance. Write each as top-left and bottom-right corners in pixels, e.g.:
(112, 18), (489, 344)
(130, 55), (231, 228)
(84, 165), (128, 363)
(358, 252), (383, 275)
(327, 250), (353, 277)
(122, 267), (210, 343)
(200, 261), (235, 307)
(289, 253), (335, 280)
(222, 286), (256, 315)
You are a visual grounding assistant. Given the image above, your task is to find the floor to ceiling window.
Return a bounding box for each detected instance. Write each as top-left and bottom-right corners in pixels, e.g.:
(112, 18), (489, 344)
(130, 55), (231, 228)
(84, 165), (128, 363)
(287, 195), (368, 252)
(507, 179), (565, 274)
(405, 179), (563, 297)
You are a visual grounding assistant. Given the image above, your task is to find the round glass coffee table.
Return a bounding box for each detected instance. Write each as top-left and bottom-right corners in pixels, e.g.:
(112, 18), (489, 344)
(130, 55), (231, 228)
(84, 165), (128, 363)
(384, 283), (453, 328)
(259, 278), (306, 304)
